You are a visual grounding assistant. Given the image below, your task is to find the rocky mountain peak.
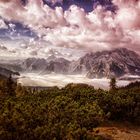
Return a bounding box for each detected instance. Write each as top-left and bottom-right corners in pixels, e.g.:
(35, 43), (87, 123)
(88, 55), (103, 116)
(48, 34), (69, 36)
(0, 48), (139, 79)
(85, 48), (140, 78)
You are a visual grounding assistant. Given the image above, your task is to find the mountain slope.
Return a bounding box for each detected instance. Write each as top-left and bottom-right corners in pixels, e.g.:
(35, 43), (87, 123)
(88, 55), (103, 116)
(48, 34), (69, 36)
(69, 48), (140, 78)
(78, 48), (140, 78)
(21, 58), (47, 72)
(44, 58), (70, 74)
(0, 48), (140, 78)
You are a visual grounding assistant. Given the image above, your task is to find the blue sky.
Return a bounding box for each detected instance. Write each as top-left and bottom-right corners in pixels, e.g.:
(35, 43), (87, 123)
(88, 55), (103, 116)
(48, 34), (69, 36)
(21, 0), (114, 12)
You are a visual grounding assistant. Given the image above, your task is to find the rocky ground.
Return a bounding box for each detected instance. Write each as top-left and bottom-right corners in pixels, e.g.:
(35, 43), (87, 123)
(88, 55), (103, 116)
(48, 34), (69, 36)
(93, 122), (140, 140)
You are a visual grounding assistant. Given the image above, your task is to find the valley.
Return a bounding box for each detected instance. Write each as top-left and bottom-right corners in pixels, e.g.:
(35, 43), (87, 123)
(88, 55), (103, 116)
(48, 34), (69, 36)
(17, 72), (135, 89)
(1, 48), (140, 89)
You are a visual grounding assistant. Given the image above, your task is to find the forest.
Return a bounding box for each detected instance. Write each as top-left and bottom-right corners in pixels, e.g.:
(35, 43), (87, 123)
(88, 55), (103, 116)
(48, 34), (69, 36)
(0, 75), (139, 140)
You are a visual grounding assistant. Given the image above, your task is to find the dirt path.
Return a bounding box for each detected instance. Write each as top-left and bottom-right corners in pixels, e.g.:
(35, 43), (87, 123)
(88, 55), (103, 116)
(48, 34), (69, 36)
(93, 122), (140, 140)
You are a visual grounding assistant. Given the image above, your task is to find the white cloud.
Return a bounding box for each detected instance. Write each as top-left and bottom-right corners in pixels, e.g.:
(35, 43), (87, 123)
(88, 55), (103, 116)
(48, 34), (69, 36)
(0, 19), (8, 29)
(0, 0), (139, 55)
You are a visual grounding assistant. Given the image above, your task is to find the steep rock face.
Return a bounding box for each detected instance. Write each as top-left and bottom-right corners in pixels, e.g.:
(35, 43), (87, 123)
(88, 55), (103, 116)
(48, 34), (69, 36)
(21, 58), (47, 72)
(44, 58), (70, 74)
(69, 53), (97, 74)
(20, 57), (70, 74)
(68, 48), (140, 78)
(85, 48), (140, 78)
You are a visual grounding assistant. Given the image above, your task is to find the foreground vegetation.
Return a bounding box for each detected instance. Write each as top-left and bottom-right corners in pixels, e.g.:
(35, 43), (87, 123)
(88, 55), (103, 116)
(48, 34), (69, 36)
(0, 76), (140, 140)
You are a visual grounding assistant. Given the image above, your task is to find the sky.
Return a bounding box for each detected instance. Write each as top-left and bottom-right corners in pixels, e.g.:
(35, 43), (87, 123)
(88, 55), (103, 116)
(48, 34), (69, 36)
(0, 0), (140, 59)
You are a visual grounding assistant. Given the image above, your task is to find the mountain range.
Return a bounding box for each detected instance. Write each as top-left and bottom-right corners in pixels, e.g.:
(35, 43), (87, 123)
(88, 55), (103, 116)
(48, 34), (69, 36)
(0, 48), (140, 79)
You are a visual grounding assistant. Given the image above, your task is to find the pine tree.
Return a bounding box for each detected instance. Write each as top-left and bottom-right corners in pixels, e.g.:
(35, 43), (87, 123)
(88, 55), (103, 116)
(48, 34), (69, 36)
(6, 74), (16, 96)
(110, 77), (117, 91)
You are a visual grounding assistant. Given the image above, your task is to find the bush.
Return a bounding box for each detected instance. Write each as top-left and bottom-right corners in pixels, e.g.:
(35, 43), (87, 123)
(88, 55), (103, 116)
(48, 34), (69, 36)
(0, 80), (139, 139)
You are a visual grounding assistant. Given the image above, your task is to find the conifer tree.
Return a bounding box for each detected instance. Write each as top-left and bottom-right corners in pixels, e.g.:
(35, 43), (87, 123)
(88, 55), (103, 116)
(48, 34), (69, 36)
(110, 77), (117, 91)
(6, 74), (16, 96)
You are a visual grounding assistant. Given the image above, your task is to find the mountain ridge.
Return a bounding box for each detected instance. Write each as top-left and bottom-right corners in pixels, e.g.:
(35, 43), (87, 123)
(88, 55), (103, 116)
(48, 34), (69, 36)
(0, 48), (140, 78)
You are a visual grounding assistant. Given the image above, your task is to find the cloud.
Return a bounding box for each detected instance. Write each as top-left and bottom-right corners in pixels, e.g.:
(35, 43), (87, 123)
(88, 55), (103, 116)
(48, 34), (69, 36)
(0, 44), (7, 50)
(30, 50), (38, 56)
(0, 19), (8, 29)
(0, 0), (11, 2)
(113, 0), (140, 29)
(42, 3), (140, 52)
(0, 0), (139, 54)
